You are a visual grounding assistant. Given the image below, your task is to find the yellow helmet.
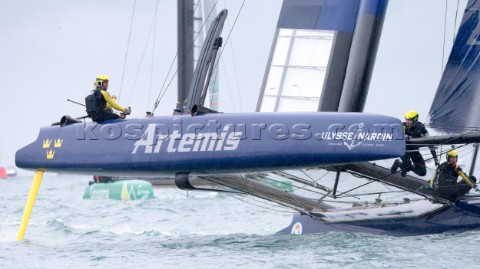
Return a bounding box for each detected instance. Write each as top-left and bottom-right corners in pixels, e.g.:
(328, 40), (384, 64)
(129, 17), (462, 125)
(96, 74), (109, 81)
(447, 150), (459, 159)
(405, 110), (419, 122)
(94, 74), (109, 88)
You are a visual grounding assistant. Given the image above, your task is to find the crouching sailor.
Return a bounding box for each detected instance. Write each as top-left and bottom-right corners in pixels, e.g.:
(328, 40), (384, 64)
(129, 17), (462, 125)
(85, 74), (131, 123)
(426, 150), (479, 201)
(391, 110), (439, 177)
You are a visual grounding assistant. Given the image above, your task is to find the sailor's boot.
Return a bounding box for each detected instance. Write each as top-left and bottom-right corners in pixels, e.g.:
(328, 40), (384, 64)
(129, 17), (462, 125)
(400, 163), (410, 177)
(391, 159), (401, 174)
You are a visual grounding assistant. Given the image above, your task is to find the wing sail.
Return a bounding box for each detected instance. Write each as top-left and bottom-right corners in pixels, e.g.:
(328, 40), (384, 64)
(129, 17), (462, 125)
(257, 0), (388, 112)
(429, 0), (480, 133)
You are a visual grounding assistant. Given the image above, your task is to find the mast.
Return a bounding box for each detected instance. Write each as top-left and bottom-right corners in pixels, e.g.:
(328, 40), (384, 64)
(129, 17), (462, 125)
(338, 0), (388, 112)
(177, 0), (194, 110)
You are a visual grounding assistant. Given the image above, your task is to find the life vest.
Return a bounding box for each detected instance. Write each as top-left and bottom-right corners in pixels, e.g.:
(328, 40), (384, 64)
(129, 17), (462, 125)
(85, 88), (106, 117)
(85, 89), (100, 117)
(435, 163), (461, 186)
(403, 122), (428, 137)
(403, 122), (428, 151)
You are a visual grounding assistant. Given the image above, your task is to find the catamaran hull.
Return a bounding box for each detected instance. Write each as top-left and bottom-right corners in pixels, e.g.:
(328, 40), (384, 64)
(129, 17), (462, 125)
(16, 112), (404, 177)
(280, 198), (480, 236)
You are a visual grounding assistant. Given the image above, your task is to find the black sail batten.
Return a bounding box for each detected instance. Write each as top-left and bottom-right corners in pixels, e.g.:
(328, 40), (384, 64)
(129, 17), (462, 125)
(428, 0), (480, 133)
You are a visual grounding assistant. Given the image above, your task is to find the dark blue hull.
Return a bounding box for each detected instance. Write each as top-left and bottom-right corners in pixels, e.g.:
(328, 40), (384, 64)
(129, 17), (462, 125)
(280, 198), (480, 236)
(15, 112), (404, 177)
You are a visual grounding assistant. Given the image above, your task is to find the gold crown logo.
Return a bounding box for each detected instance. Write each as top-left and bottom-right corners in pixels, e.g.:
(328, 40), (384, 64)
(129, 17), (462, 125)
(54, 138), (63, 148)
(46, 150), (55, 159)
(43, 139), (52, 148)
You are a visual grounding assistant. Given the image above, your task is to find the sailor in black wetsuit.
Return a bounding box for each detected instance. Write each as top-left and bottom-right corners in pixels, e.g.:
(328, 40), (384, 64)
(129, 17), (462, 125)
(428, 150), (478, 201)
(85, 75), (131, 123)
(391, 111), (439, 177)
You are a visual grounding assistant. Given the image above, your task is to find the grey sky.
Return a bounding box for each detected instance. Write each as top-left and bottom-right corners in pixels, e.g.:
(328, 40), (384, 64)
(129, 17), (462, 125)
(0, 0), (467, 173)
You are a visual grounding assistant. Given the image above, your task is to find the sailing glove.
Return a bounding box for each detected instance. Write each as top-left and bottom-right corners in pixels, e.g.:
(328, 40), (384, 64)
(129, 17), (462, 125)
(124, 107), (131, 115)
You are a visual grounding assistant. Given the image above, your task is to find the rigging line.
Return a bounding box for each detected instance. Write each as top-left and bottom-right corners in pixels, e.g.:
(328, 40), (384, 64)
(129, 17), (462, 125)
(127, 0), (160, 106)
(148, 0), (159, 110)
(225, 25), (243, 112)
(195, 176), (321, 214)
(150, 0), (204, 113)
(278, 169), (331, 193)
(229, 193), (295, 213)
(220, 59), (238, 112)
(439, 1), (477, 90)
(345, 161), (438, 200)
(206, 0), (246, 105)
(325, 190), (409, 199)
(216, 0), (246, 59)
(454, 0), (460, 41)
(285, 170), (383, 200)
(442, 0), (448, 75)
(331, 180), (376, 199)
(286, 180), (330, 197)
(257, 174), (330, 196)
(152, 0), (219, 114)
(299, 168), (333, 189)
(340, 164), (427, 197)
(118, 0), (137, 102)
(209, 179), (312, 215)
(259, 172), (332, 197)
(220, 0), (243, 112)
(279, 168), (415, 201)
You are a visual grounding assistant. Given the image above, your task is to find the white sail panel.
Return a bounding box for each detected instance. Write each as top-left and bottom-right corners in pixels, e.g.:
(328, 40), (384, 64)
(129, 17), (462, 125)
(278, 97), (321, 112)
(260, 29), (334, 112)
(257, 0), (387, 112)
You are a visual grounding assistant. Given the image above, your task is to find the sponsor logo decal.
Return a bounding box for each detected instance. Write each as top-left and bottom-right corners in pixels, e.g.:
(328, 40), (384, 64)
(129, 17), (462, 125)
(132, 124), (242, 154)
(291, 222), (303, 235)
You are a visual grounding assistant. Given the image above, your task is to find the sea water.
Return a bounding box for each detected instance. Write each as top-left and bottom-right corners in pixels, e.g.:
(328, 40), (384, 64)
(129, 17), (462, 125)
(2, 174), (480, 269)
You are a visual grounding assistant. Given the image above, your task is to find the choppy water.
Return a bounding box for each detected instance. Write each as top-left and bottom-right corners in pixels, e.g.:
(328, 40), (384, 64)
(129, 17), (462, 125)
(2, 174), (480, 268)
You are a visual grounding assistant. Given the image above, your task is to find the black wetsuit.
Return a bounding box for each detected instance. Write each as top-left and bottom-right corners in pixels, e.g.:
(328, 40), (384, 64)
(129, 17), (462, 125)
(431, 162), (475, 201)
(400, 121), (436, 176)
(91, 88), (121, 123)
